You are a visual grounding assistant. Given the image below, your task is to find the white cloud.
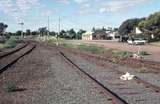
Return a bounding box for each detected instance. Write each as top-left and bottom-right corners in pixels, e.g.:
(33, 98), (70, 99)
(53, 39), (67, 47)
(100, 0), (148, 13)
(0, 0), (40, 22)
(74, 0), (89, 4)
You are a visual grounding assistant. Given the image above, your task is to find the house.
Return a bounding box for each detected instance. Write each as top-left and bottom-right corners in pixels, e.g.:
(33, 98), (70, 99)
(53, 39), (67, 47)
(82, 31), (93, 40)
(107, 31), (120, 40)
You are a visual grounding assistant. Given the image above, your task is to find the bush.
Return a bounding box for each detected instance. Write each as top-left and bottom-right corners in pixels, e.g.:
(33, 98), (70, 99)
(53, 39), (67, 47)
(3, 82), (17, 92)
(5, 36), (18, 48)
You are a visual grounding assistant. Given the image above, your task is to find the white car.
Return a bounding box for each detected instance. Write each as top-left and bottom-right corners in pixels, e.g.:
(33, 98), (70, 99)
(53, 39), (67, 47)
(127, 38), (146, 45)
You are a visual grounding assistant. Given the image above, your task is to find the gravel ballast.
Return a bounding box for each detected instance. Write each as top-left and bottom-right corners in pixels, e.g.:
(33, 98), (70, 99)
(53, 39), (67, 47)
(63, 51), (160, 104)
(0, 43), (112, 104)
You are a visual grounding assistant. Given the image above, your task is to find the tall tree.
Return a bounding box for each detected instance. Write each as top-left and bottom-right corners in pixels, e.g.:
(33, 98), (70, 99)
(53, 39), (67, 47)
(67, 29), (76, 39)
(77, 29), (86, 39)
(38, 27), (47, 36)
(0, 23), (8, 36)
(26, 29), (31, 36)
(119, 18), (144, 36)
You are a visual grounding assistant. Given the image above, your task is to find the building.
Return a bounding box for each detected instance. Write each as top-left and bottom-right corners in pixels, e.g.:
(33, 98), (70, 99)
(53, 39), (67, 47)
(107, 31), (120, 40)
(92, 28), (108, 40)
(82, 31), (93, 40)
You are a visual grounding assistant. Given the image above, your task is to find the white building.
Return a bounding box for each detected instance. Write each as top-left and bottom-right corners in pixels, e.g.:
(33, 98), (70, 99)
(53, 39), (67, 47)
(82, 31), (93, 40)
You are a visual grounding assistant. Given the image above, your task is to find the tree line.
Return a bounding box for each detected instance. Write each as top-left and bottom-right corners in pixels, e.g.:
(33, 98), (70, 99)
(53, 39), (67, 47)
(119, 11), (160, 42)
(0, 24), (86, 40)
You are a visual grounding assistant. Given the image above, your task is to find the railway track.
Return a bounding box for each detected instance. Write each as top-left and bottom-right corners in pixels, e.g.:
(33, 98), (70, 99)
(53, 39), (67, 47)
(0, 43), (28, 58)
(0, 42), (36, 74)
(58, 48), (160, 104)
(61, 48), (160, 93)
(59, 51), (128, 104)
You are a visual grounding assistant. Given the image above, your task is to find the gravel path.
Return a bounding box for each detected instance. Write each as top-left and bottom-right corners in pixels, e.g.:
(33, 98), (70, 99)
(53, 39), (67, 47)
(64, 51), (160, 104)
(0, 43), (112, 104)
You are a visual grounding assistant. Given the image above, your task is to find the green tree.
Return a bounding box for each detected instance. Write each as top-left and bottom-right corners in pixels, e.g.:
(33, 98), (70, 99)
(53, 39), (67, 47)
(38, 27), (47, 36)
(119, 18), (144, 36)
(0, 23), (8, 36)
(76, 29), (86, 39)
(67, 29), (76, 39)
(26, 29), (31, 36)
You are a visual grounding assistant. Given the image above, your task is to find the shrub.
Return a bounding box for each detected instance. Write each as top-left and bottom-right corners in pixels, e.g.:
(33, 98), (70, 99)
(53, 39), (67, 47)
(3, 82), (17, 92)
(5, 36), (18, 48)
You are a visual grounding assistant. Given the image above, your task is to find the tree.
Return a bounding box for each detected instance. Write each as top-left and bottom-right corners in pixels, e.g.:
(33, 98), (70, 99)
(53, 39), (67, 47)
(16, 31), (22, 36)
(38, 27), (47, 36)
(26, 29), (31, 36)
(59, 30), (67, 38)
(138, 11), (160, 41)
(76, 29), (86, 39)
(31, 31), (38, 36)
(50, 31), (56, 36)
(67, 29), (76, 39)
(0, 23), (8, 36)
(119, 18), (144, 36)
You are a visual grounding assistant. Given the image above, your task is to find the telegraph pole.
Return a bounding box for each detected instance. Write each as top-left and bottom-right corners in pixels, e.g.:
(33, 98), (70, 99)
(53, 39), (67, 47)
(47, 16), (50, 36)
(57, 17), (60, 46)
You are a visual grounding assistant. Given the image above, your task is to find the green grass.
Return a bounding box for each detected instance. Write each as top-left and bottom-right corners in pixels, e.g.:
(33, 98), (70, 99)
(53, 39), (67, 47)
(0, 43), (5, 49)
(62, 43), (133, 58)
(112, 50), (132, 58)
(5, 36), (18, 48)
(0, 36), (18, 49)
(78, 44), (106, 54)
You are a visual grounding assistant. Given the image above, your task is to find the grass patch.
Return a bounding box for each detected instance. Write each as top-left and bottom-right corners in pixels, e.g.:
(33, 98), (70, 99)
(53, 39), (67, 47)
(62, 43), (76, 48)
(3, 82), (17, 92)
(4, 36), (18, 48)
(0, 36), (18, 49)
(112, 50), (132, 58)
(0, 43), (5, 49)
(139, 51), (150, 56)
(78, 44), (106, 54)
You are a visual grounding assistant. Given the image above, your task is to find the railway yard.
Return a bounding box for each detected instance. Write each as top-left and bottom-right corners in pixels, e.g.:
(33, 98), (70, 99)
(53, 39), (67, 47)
(0, 40), (160, 104)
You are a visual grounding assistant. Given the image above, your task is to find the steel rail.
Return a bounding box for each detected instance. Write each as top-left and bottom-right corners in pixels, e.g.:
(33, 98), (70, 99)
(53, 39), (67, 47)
(0, 44), (36, 74)
(59, 51), (128, 104)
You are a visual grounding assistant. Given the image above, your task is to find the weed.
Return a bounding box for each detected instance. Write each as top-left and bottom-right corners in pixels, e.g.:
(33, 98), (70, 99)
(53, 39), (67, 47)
(3, 82), (17, 92)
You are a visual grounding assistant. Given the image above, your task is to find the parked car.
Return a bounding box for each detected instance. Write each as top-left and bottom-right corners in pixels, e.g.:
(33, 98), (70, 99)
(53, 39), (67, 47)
(127, 38), (146, 45)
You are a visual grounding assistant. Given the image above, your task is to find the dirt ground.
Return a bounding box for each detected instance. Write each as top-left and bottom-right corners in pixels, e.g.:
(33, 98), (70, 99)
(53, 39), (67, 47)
(0, 42), (112, 104)
(67, 40), (160, 62)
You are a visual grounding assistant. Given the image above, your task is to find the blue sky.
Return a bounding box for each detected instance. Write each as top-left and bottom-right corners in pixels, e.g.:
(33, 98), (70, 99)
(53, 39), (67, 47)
(0, 0), (160, 32)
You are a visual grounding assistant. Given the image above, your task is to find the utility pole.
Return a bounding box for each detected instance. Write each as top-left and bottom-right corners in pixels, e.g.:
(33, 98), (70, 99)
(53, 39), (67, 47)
(57, 17), (60, 46)
(47, 16), (50, 36)
(18, 22), (24, 38)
